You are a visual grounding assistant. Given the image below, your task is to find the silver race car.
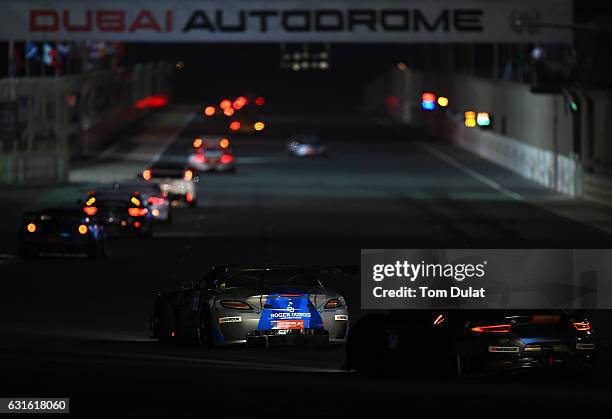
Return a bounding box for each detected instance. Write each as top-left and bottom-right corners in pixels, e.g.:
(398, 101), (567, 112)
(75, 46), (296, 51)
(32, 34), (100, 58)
(151, 265), (350, 347)
(287, 135), (328, 158)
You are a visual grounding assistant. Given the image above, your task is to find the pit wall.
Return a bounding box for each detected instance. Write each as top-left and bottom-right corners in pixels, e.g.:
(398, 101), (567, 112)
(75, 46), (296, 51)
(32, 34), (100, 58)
(0, 61), (172, 184)
(379, 68), (583, 196)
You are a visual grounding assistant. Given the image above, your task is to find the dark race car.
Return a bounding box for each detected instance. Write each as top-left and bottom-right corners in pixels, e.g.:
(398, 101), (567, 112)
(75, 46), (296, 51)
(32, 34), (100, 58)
(18, 207), (106, 259)
(346, 309), (596, 376)
(150, 265), (350, 348)
(83, 190), (154, 238)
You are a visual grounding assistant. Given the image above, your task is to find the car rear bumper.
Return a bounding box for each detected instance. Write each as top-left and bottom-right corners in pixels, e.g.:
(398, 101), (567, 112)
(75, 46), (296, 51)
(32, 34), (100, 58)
(246, 329), (330, 347)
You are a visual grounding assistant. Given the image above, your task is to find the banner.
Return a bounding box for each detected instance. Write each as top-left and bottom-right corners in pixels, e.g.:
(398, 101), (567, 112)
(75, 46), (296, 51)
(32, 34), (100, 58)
(0, 0), (572, 43)
(361, 249), (610, 309)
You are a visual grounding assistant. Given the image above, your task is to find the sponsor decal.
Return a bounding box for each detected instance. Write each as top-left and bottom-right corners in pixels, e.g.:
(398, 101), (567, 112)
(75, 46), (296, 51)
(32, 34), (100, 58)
(334, 314), (348, 321)
(488, 346), (520, 353)
(218, 316), (242, 324)
(274, 319), (305, 330)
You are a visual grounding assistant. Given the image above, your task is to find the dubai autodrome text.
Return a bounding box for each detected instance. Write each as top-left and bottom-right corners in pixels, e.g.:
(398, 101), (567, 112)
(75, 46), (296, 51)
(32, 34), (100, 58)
(373, 286), (486, 299)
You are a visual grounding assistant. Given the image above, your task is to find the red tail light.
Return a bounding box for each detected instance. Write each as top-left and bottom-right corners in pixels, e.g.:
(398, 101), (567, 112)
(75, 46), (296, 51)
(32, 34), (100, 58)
(147, 196), (166, 206)
(470, 324), (512, 333)
(186, 192), (194, 202)
(324, 299), (342, 309)
(193, 154), (206, 164)
(220, 154), (234, 164)
(83, 206), (98, 216)
(220, 300), (251, 310)
(433, 314), (446, 326)
(572, 322), (591, 331)
(255, 97), (265, 106)
(229, 121), (241, 131)
(128, 207), (148, 217)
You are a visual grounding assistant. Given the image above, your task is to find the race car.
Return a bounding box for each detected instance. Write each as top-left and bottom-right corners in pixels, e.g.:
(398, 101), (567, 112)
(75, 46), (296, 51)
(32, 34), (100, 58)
(109, 180), (172, 224)
(142, 161), (198, 207)
(287, 135), (328, 158)
(346, 309), (596, 376)
(150, 265), (350, 347)
(188, 137), (236, 173)
(18, 207), (106, 259)
(83, 190), (154, 238)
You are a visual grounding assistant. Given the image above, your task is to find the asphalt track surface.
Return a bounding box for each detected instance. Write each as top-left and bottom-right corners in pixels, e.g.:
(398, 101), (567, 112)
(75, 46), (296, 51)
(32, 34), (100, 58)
(1, 106), (612, 416)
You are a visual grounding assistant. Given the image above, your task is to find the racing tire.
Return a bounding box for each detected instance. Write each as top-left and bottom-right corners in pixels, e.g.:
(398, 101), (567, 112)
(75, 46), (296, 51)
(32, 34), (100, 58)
(153, 301), (175, 344)
(196, 309), (214, 348)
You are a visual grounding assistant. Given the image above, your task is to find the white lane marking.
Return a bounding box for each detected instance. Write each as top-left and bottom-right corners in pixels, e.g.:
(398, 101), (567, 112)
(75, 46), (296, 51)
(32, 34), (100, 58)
(418, 141), (524, 201)
(419, 141), (612, 234)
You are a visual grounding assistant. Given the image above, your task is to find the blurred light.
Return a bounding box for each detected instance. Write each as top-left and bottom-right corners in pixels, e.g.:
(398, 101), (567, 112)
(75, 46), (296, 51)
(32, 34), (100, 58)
(232, 96), (248, 110)
(186, 192), (194, 202)
(421, 93), (436, 102)
(85, 197), (96, 206)
(421, 92), (436, 111)
(465, 111), (477, 128)
(131, 197), (141, 207)
(319, 52), (328, 59)
(184, 170), (193, 181)
(142, 169), (152, 181)
(293, 52), (301, 60)
(148, 197), (165, 206)
(175, 61), (184, 70)
(83, 206), (98, 216)
(253, 121), (265, 131)
(319, 61), (329, 70)
(570, 101), (578, 112)
(230, 121), (241, 131)
(255, 97), (265, 106)
(223, 107), (235, 116)
(152, 209), (160, 217)
(301, 61), (310, 69)
(291, 63), (301, 71)
(437, 97), (449, 107)
(219, 138), (230, 149)
(133, 221), (141, 228)
(134, 95), (168, 110)
(422, 100), (435, 111)
(78, 224), (88, 235)
(121, 220), (127, 226)
(27, 223), (37, 233)
(397, 62), (407, 71)
(128, 207), (148, 217)
(476, 112), (491, 127)
(386, 96), (400, 108)
(220, 99), (232, 109)
(220, 154), (234, 164)
(193, 138), (203, 148)
(204, 106), (215, 117)
(66, 94), (77, 108)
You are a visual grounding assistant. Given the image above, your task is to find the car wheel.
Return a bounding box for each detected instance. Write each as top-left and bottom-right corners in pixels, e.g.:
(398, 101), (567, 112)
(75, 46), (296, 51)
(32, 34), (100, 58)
(154, 301), (175, 343)
(196, 309), (214, 347)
